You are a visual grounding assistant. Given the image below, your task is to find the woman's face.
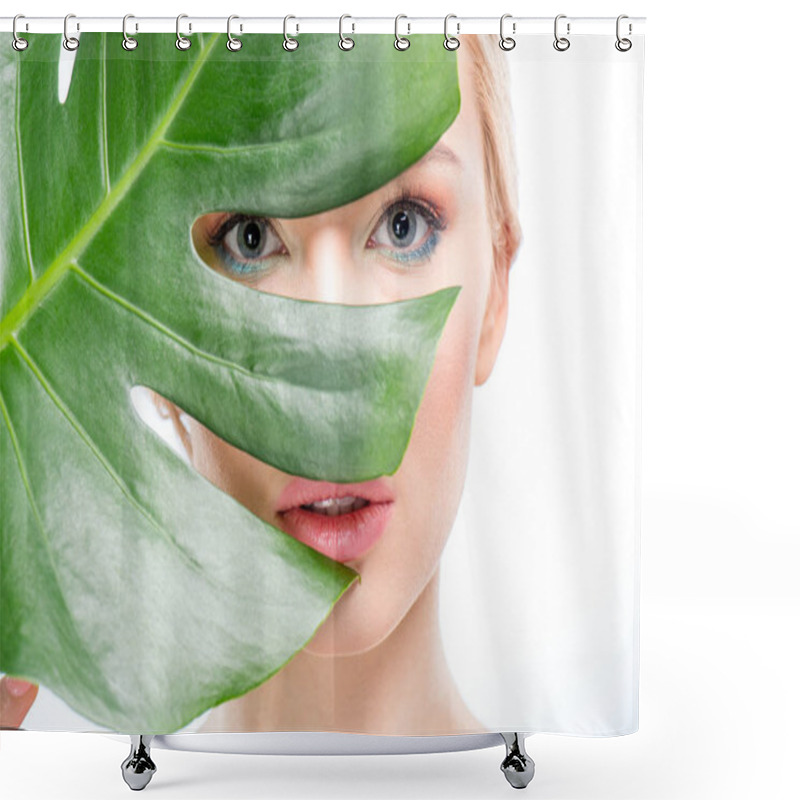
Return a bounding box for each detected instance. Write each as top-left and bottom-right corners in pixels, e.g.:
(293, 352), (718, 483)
(184, 51), (510, 656)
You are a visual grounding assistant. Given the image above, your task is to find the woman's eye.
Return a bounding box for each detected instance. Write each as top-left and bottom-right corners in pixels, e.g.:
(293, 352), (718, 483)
(370, 201), (442, 264)
(207, 216), (285, 278)
(203, 198), (444, 280)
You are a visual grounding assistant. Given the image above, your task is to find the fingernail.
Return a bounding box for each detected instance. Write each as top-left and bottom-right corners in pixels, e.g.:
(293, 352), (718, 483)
(4, 677), (34, 697)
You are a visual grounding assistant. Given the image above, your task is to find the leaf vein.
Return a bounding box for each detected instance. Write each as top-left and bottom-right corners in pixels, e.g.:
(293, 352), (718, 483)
(101, 32), (110, 195)
(0, 381), (114, 699)
(9, 336), (206, 576)
(160, 139), (283, 155)
(15, 58), (34, 285)
(160, 127), (335, 156)
(70, 262), (261, 381)
(0, 32), (223, 353)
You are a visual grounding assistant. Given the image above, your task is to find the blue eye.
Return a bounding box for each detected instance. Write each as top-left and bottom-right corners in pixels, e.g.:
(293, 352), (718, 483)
(207, 215), (285, 279)
(370, 200), (444, 264)
(203, 195), (446, 281)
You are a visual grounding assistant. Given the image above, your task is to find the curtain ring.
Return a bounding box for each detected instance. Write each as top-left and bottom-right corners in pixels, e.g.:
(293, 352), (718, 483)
(122, 14), (138, 51)
(176, 14), (191, 50)
(615, 14), (632, 51)
(499, 14), (515, 51)
(339, 14), (355, 50)
(443, 14), (460, 50)
(63, 13), (79, 51)
(394, 15), (410, 51)
(12, 14), (29, 51)
(553, 14), (570, 51)
(227, 15), (242, 51)
(283, 15), (299, 51)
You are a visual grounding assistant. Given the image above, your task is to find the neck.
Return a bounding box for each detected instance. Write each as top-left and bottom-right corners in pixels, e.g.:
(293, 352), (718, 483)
(199, 566), (485, 735)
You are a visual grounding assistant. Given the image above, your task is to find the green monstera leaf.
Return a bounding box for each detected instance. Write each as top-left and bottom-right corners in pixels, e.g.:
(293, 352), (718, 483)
(0, 32), (460, 733)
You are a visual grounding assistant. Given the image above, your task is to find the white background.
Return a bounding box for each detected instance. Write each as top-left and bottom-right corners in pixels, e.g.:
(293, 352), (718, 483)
(1, 1), (798, 798)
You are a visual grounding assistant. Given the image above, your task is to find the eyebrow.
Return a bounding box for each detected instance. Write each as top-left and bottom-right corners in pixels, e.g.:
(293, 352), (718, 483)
(411, 141), (462, 170)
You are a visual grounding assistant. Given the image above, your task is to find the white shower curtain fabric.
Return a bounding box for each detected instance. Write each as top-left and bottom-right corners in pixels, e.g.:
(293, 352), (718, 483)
(441, 34), (643, 736)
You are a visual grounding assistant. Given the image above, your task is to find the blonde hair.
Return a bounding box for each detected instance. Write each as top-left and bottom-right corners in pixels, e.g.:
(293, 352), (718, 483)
(462, 34), (523, 286)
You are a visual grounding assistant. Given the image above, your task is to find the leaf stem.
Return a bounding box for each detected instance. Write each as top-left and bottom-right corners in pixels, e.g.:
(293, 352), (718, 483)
(0, 32), (222, 353)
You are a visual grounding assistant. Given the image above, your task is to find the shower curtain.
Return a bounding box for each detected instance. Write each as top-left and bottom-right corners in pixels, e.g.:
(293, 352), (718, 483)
(0, 25), (643, 744)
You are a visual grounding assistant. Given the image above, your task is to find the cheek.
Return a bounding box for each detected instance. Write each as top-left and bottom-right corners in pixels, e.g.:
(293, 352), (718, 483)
(394, 289), (483, 550)
(186, 419), (270, 517)
(417, 303), (477, 451)
(412, 237), (492, 460)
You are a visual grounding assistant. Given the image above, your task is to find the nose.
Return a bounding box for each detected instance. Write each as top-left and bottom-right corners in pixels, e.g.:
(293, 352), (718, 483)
(289, 211), (374, 306)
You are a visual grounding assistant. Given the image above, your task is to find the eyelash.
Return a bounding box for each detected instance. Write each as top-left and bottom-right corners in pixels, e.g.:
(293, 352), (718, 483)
(204, 188), (447, 277)
(370, 189), (447, 264)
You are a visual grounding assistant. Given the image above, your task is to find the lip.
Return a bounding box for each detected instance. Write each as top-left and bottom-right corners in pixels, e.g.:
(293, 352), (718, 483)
(276, 478), (395, 563)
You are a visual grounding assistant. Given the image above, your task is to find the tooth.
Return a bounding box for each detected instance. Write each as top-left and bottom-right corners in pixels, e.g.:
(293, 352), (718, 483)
(302, 496), (369, 516)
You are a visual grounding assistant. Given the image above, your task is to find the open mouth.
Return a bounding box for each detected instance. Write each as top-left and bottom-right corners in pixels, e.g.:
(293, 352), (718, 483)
(276, 479), (394, 562)
(300, 496), (370, 516)
(279, 500), (392, 563)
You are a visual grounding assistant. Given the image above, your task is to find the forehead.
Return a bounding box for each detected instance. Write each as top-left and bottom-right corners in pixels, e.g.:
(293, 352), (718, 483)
(435, 50), (482, 166)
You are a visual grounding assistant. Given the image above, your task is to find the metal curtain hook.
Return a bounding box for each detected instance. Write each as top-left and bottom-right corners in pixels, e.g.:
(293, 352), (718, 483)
(122, 14), (138, 50)
(499, 14), (515, 51)
(394, 14), (410, 50)
(615, 14), (632, 51)
(339, 14), (354, 50)
(553, 14), (570, 51)
(283, 15), (299, 51)
(444, 14), (460, 50)
(63, 13), (79, 51)
(12, 14), (29, 51)
(227, 15), (242, 51)
(176, 13), (191, 50)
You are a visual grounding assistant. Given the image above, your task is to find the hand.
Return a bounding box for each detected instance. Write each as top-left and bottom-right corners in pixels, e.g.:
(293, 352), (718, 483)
(0, 675), (39, 729)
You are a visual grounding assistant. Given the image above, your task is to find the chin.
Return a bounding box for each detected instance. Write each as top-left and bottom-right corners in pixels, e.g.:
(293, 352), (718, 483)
(301, 581), (401, 657)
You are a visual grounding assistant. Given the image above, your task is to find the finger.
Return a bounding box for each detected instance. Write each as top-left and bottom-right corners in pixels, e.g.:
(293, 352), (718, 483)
(0, 676), (39, 729)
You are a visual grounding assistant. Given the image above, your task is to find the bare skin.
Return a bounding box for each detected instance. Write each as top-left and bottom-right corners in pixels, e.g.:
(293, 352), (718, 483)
(0, 676), (39, 729)
(199, 566), (484, 735)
